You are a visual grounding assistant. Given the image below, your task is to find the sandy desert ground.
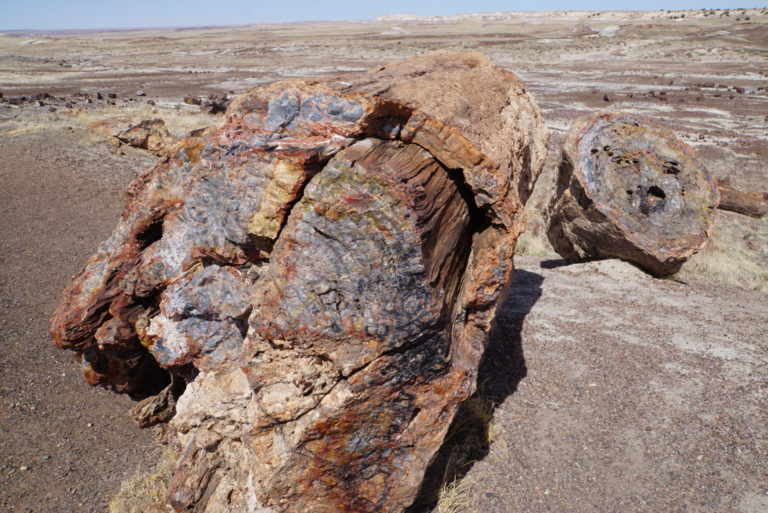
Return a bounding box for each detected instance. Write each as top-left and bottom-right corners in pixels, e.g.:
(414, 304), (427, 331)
(0, 8), (766, 513)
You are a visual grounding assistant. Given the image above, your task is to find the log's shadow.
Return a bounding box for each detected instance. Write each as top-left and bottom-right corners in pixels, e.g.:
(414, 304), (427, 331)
(539, 258), (575, 269)
(406, 268), (544, 512)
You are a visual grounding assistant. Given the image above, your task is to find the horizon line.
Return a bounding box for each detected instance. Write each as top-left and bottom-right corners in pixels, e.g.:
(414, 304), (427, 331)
(2, 6), (762, 34)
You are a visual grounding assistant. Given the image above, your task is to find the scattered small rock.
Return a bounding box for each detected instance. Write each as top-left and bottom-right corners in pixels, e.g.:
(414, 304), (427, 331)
(136, 90), (146, 96)
(203, 94), (230, 114)
(107, 93), (117, 99)
(603, 94), (611, 102)
(183, 96), (202, 105)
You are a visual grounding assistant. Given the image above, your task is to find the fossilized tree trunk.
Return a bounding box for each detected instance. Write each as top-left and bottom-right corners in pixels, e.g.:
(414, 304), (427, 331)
(547, 112), (718, 276)
(716, 177), (768, 218)
(50, 51), (548, 513)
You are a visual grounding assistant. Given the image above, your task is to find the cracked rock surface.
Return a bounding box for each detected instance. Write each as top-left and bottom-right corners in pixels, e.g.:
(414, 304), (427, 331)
(49, 51), (548, 513)
(547, 112), (718, 276)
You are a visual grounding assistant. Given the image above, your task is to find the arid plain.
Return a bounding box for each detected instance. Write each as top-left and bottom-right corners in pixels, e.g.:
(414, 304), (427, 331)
(1, 9), (766, 513)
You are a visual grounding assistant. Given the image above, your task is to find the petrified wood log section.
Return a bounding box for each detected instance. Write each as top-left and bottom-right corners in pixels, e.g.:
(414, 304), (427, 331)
(716, 177), (768, 219)
(50, 51), (548, 513)
(547, 112), (718, 276)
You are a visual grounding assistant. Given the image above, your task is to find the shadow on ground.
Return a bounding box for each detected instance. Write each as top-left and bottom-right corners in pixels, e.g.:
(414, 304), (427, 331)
(407, 268), (544, 512)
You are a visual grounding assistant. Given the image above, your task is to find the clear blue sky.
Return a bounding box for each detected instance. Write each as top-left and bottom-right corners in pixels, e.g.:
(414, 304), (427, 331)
(0, 0), (762, 30)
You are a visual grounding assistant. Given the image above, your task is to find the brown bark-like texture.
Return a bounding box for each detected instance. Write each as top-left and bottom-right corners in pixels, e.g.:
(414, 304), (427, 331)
(716, 177), (768, 218)
(547, 112), (718, 276)
(50, 51), (548, 513)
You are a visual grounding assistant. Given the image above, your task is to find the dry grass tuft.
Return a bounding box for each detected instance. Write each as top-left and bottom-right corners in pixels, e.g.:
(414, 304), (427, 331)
(436, 474), (478, 513)
(678, 215), (767, 292)
(410, 384), (498, 512)
(515, 226), (555, 258)
(680, 243), (767, 292)
(109, 447), (177, 513)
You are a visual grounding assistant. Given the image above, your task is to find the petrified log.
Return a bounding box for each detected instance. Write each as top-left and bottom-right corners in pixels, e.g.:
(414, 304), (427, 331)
(90, 116), (176, 155)
(716, 177), (768, 218)
(547, 112), (719, 276)
(50, 51), (548, 513)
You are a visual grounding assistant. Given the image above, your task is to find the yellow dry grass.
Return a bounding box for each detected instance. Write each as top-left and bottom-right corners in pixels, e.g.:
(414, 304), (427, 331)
(515, 230), (555, 258)
(430, 385), (499, 513)
(680, 243), (767, 292)
(73, 104), (216, 138)
(436, 474), (478, 513)
(678, 215), (768, 292)
(109, 447), (177, 513)
(1, 104), (215, 139)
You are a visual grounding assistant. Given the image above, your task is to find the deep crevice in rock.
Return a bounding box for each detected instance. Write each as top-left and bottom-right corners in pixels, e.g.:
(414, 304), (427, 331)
(135, 217), (164, 250)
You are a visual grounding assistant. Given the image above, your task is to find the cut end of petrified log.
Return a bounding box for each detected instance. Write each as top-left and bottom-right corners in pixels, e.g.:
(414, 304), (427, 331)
(548, 112), (719, 276)
(49, 52), (549, 513)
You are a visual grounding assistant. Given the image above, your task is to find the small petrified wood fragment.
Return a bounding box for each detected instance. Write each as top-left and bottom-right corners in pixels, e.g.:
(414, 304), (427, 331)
(50, 52), (548, 513)
(547, 112), (718, 276)
(90, 116), (176, 155)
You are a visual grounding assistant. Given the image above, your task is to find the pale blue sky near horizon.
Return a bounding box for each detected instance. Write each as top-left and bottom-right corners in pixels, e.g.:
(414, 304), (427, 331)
(0, 0), (763, 30)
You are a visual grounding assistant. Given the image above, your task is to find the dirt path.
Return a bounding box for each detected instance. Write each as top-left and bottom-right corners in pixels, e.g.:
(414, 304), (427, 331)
(0, 130), (161, 513)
